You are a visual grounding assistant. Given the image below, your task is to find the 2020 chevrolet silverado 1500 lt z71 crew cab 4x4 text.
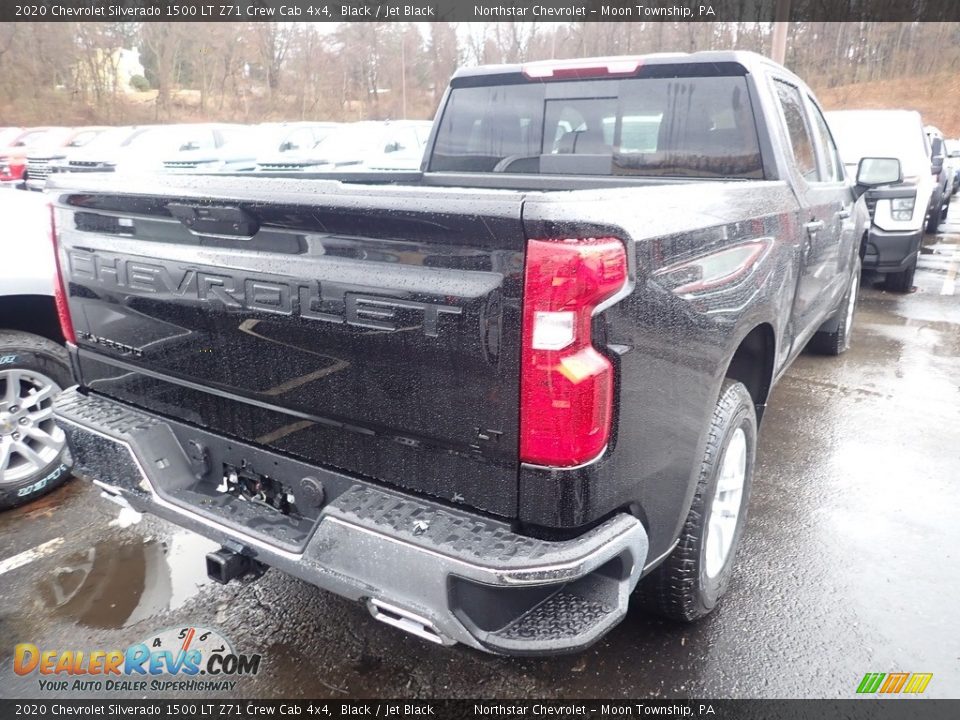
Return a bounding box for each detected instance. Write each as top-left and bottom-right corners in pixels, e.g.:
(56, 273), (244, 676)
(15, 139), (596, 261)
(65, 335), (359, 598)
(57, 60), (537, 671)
(49, 52), (872, 655)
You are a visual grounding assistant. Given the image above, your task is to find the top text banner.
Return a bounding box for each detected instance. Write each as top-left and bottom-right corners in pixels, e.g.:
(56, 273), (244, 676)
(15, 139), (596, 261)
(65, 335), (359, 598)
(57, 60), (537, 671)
(5, 0), (960, 23)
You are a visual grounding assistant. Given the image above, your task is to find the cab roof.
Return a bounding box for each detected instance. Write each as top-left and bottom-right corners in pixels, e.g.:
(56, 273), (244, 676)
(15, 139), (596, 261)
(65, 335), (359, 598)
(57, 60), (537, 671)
(451, 50), (802, 87)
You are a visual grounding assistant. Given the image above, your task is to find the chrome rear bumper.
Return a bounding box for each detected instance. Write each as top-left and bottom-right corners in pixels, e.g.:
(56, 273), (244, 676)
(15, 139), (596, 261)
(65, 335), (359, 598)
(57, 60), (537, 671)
(55, 387), (648, 655)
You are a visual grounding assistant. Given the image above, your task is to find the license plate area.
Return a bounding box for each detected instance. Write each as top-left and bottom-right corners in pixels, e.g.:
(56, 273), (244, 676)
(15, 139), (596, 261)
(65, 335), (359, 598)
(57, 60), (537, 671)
(156, 421), (362, 553)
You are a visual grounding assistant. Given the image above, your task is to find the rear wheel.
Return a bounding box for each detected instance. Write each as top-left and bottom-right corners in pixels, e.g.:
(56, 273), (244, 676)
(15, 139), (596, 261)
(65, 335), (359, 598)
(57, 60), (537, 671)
(637, 379), (756, 621)
(0, 331), (72, 510)
(810, 258), (861, 355)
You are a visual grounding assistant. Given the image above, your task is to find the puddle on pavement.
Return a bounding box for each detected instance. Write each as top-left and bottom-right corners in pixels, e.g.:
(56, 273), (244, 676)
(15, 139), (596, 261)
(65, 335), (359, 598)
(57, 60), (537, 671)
(38, 530), (219, 629)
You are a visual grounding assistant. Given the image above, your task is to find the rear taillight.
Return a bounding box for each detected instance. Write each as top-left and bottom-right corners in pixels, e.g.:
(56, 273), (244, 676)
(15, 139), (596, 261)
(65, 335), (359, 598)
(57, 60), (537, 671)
(49, 204), (76, 345)
(520, 237), (628, 467)
(4, 158), (26, 180)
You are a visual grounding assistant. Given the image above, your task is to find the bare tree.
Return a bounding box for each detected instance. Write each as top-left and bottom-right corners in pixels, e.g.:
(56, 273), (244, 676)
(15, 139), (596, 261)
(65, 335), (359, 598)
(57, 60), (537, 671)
(254, 22), (292, 98)
(141, 22), (189, 119)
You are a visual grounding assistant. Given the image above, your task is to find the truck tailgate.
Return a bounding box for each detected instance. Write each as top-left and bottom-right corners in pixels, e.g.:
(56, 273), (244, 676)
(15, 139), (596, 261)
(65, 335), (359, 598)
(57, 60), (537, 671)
(54, 178), (526, 516)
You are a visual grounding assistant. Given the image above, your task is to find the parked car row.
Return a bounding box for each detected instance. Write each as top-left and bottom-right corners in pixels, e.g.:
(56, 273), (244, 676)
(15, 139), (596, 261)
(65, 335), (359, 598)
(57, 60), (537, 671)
(0, 120), (434, 191)
(943, 136), (960, 196)
(825, 110), (956, 292)
(924, 124), (957, 221)
(0, 126), (106, 186)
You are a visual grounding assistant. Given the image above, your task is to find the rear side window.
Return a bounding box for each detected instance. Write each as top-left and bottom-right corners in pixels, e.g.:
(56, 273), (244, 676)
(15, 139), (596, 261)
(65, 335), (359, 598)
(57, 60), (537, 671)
(430, 75), (763, 179)
(808, 99), (843, 182)
(773, 81), (818, 182)
(431, 84), (541, 173)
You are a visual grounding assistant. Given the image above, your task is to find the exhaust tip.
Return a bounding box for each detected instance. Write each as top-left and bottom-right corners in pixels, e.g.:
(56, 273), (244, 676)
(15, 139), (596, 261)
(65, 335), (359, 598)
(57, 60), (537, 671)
(367, 598), (453, 646)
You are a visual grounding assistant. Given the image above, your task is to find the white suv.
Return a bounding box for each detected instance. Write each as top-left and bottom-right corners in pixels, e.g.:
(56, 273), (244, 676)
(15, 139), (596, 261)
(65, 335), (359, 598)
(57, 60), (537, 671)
(826, 110), (935, 292)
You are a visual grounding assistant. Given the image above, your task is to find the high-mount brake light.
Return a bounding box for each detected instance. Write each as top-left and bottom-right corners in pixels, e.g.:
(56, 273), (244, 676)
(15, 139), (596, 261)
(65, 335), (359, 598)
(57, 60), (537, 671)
(520, 237), (628, 467)
(521, 59), (643, 81)
(49, 203), (76, 345)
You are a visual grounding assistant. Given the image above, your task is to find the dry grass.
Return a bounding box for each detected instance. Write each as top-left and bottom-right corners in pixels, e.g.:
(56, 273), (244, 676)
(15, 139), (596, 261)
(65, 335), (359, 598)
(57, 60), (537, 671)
(814, 73), (960, 137)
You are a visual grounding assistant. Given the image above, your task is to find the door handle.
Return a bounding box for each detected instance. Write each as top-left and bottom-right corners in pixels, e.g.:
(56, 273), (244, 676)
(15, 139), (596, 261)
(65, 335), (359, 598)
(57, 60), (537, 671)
(804, 220), (824, 234)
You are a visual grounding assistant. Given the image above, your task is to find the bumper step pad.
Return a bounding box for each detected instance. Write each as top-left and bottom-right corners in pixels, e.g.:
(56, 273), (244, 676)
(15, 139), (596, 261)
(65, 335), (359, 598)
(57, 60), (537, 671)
(499, 591), (613, 641)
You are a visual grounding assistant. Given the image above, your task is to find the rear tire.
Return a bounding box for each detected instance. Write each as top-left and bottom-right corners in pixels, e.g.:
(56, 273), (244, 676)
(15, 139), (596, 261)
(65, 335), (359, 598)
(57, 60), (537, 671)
(637, 379), (756, 622)
(809, 258), (861, 355)
(883, 257), (917, 293)
(0, 331), (73, 511)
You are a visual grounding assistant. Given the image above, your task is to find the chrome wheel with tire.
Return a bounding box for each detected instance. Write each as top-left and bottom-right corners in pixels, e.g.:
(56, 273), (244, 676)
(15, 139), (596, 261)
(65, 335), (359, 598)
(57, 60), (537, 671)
(704, 427), (746, 580)
(0, 369), (66, 484)
(638, 379), (756, 622)
(0, 331), (73, 510)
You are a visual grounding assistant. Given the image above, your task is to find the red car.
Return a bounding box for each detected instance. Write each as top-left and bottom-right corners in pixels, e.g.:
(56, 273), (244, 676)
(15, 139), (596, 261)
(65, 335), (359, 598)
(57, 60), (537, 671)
(0, 127), (75, 185)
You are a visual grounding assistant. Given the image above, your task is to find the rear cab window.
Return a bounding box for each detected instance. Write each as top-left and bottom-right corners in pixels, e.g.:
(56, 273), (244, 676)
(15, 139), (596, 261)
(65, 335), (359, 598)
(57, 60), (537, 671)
(430, 72), (764, 179)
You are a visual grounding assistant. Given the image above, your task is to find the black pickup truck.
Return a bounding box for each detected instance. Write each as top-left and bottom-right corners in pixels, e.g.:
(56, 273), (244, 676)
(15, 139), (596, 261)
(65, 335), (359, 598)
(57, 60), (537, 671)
(48, 52), (878, 655)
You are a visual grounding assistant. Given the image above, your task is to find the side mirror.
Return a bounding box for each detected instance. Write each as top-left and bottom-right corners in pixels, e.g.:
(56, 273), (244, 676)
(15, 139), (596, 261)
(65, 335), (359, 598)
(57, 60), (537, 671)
(856, 157), (902, 188)
(931, 155), (944, 174)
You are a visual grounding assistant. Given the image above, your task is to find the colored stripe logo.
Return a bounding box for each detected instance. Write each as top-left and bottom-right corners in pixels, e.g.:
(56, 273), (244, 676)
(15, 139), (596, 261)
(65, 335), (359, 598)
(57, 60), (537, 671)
(857, 672), (932, 694)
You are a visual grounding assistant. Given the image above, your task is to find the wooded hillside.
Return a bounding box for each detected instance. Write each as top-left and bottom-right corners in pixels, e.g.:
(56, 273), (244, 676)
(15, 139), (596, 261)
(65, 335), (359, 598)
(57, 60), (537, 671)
(1, 22), (957, 135)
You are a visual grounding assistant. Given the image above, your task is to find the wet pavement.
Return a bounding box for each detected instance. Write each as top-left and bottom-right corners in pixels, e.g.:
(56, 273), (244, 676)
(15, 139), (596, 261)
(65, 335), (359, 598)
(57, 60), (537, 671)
(2, 198), (959, 700)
